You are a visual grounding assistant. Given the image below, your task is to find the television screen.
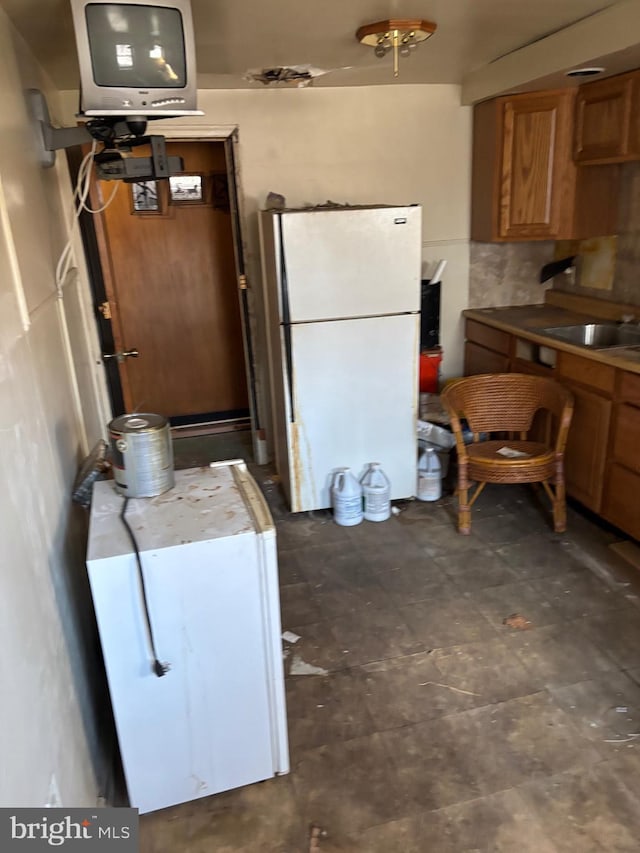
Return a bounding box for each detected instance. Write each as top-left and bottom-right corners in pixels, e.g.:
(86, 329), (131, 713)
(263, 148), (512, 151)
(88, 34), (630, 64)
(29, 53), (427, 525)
(71, 0), (202, 117)
(86, 3), (186, 89)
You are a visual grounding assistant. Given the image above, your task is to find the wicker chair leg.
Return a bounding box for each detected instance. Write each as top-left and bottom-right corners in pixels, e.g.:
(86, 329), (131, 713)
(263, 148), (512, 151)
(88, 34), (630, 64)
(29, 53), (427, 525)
(553, 479), (567, 533)
(456, 459), (472, 534)
(457, 487), (471, 534)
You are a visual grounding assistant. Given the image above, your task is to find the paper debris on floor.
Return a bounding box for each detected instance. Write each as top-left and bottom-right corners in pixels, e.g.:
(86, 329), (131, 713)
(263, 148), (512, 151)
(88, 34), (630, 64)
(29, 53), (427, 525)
(282, 630), (301, 644)
(290, 654), (329, 677)
(503, 613), (533, 630)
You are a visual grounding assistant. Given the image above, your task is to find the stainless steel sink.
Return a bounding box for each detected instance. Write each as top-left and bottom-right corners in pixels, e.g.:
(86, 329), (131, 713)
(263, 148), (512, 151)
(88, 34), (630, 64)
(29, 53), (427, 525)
(538, 323), (640, 348)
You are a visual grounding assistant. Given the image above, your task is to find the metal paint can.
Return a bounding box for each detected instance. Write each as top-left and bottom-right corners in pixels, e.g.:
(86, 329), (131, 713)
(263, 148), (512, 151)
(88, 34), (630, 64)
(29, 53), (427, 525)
(108, 413), (174, 498)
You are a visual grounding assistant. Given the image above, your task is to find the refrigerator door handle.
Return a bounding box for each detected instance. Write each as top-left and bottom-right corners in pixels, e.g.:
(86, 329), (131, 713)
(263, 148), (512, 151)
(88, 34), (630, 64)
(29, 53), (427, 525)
(277, 215), (295, 423)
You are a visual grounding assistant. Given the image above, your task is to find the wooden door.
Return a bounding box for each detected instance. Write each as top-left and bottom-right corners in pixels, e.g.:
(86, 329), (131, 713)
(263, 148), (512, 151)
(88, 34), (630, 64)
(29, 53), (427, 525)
(499, 92), (575, 240)
(95, 140), (249, 422)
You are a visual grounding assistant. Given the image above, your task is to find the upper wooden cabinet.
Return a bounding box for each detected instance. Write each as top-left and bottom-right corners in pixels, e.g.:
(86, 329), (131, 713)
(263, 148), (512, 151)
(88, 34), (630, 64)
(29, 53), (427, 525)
(472, 90), (575, 241)
(471, 89), (621, 243)
(574, 71), (640, 164)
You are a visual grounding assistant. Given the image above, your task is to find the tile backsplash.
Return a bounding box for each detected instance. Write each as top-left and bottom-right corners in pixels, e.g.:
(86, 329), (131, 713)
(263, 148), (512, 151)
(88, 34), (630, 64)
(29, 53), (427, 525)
(469, 241), (554, 308)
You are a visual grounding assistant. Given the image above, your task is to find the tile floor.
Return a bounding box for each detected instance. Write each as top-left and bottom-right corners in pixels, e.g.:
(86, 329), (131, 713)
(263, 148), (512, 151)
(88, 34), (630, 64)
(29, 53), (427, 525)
(140, 437), (640, 852)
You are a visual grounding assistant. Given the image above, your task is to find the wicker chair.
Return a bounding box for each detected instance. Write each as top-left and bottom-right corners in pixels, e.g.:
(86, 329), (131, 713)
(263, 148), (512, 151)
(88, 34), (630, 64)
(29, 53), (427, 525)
(440, 373), (574, 535)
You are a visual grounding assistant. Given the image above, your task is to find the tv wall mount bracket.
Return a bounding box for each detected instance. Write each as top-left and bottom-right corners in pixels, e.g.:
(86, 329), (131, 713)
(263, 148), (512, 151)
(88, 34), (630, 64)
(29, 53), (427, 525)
(28, 88), (182, 181)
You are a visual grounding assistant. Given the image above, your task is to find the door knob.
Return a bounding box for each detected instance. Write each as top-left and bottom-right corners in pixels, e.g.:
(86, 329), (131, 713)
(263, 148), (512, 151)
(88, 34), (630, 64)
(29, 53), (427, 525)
(102, 348), (139, 364)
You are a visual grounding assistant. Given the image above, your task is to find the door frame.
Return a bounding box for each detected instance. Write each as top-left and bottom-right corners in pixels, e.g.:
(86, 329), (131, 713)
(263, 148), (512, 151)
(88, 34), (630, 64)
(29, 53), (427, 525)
(87, 124), (264, 463)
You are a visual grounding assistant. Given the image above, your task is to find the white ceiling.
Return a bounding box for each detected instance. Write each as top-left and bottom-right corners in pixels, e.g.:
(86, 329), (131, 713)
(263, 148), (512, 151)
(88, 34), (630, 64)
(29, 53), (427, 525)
(1, 0), (636, 94)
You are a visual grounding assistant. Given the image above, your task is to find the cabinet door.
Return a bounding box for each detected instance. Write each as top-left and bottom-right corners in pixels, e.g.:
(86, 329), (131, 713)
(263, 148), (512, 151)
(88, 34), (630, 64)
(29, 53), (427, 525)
(464, 342), (510, 376)
(574, 74), (633, 163)
(557, 351), (615, 395)
(511, 359), (557, 444)
(602, 464), (640, 539)
(563, 383), (611, 512)
(471, 89), (618, 242)
(609, 403), (640, 474)
(629, 75), (640, 159)
(619, 370), (640, 406)
(499, 92), (575, 239)
(599, 384), (640, 539)
(466, 319), (511, 354)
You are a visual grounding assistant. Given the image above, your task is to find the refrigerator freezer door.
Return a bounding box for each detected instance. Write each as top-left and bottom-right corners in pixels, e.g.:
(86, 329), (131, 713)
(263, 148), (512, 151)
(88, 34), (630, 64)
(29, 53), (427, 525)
(278, 206), (421, 322)
(286, 313), (419, 511)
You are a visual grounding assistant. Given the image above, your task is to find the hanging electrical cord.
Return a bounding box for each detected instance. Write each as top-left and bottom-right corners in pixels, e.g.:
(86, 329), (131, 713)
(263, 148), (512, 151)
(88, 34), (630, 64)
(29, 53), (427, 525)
(119, 497), (170, 678)
(54, 140), (120, 295)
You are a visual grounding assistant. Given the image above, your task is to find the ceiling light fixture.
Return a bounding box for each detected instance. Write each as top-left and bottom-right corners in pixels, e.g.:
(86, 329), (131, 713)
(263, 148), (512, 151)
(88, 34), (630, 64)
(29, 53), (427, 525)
(356, 18), (437, 78)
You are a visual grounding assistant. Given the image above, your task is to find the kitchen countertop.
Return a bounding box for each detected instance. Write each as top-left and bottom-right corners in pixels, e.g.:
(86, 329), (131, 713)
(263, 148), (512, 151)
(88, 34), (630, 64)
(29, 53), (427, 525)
(463, 303), (640, 373)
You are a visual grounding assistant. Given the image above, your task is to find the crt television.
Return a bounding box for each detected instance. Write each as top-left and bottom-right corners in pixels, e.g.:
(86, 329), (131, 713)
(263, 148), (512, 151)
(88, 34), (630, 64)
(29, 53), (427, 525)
(70, 0), (202, 118)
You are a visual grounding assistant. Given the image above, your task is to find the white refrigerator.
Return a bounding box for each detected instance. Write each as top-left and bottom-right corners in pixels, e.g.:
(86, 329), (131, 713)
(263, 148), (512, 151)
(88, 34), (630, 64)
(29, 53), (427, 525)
(86, 461), (289, 814)
(259, 205), (422, 513)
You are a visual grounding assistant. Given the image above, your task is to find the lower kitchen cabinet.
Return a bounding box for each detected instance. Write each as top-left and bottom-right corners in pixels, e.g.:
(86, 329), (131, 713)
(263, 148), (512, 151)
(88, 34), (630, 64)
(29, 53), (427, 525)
(556, 350), (614, 514)
(601, 387), (640, 538)
(602, 464), (640, 539)
(463, 317), (640, 539)
(562, 383), (612, 513)
(609, 402), (640, 472)
(464, 341), (510, 375)
(464, 319), (511, 375)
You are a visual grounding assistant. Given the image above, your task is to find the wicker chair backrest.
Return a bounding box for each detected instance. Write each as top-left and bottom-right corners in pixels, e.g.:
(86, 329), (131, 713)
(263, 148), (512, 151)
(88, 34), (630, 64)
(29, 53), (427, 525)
(442, 373), (571, 435)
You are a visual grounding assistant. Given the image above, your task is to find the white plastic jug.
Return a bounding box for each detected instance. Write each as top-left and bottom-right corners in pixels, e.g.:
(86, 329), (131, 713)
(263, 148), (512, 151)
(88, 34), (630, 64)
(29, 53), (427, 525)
(331, 468), (363, 526)
(417, 446), (442, 502)
(360, 463), (391, 522)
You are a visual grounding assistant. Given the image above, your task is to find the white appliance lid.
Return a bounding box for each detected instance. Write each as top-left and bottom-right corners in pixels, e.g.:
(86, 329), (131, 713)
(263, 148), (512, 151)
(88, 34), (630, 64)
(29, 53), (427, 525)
(87, 464), (269, 561)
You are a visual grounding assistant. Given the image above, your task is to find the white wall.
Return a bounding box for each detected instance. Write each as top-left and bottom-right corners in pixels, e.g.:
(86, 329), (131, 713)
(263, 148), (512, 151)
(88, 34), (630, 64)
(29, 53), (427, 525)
(61, 84), (472, 411)
(0, 8), (109, 807)
(204, 85), (472, 383)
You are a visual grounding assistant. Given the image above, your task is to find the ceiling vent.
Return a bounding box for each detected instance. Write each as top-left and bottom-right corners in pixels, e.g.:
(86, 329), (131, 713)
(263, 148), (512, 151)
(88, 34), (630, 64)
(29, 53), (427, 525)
(565, 66), (606, 78)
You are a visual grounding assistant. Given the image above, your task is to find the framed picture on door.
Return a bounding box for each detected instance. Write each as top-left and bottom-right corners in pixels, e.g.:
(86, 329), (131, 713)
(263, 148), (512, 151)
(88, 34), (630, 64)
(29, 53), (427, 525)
(130, 180), (162, 214)
(168, 173), (206, 205)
